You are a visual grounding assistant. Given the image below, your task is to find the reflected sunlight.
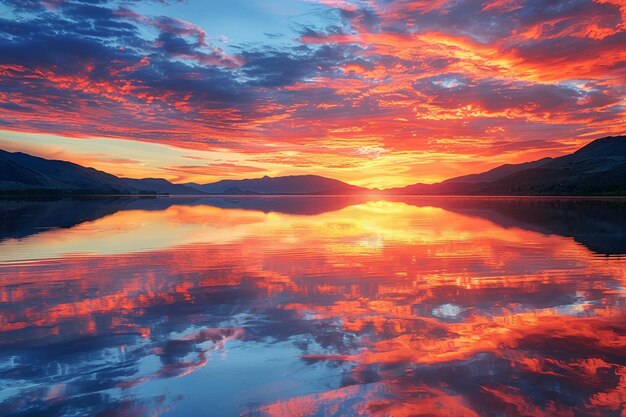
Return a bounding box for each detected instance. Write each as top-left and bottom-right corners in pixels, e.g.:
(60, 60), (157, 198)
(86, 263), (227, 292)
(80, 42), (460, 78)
(0, 197), (624, 417)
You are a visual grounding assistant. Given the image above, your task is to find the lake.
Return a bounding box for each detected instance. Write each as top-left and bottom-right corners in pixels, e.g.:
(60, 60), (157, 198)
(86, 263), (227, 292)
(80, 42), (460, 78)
(0, 197), (624, 417)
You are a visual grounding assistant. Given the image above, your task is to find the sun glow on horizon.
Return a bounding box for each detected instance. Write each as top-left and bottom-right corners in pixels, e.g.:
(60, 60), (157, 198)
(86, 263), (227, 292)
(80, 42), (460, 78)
(0, 129), (586, 188)
(0, 0), (625, 187)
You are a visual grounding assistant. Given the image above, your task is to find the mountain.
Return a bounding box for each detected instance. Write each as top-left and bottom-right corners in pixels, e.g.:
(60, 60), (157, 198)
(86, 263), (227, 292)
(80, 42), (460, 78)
(187, 175), (369, 195)
(476, 135), (626, 195)
(120, 178), (202, 195)
(0, 150), (366, 196)
(392, 135), (626, 196)
(0, 149), (202, 195)
(1, 135), (624, 197)
(442, 157), (553, 184)
(0, 149), (135, 194)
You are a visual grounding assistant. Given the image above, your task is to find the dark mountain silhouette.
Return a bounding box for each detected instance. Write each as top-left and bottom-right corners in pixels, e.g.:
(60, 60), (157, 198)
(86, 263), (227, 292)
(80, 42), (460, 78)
(120, 178), (202, 195)
(0, 149), (202, 196)
(391, 135), (626, 196)
(186, 175), (369, 195)
(1, 135), (624, 196)
(0, 149), (135, 194)
(474, 136), (626, 195)
(442, 157), (553, 184)
(221, 186), (260, 195)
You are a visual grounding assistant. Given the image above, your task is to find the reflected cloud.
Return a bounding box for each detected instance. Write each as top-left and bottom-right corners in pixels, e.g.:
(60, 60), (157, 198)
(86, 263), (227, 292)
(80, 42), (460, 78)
(1, 196), (625, 256)
(0, 198), (624, 416)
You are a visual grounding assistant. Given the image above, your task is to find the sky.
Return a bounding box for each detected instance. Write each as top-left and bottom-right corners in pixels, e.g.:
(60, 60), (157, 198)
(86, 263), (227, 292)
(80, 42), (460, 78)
(0, 0), (624, 188)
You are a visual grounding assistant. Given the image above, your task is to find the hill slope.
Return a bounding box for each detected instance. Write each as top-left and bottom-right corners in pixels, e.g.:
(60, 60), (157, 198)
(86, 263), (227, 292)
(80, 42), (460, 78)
(1, 135), (624, 196)
(393, 135), (626, 195)
(477, 135), (626, 195)
(120, 178), (202, 195)
(442, 157), (553, 184)
(0, 150), (201, 195)
(0, 150), (135, 194)
(187, 175), (368, 195)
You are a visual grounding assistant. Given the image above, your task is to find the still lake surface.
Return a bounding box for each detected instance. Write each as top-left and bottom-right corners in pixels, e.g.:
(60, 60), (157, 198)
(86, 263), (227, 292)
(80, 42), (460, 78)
(0, 196), (624, 417)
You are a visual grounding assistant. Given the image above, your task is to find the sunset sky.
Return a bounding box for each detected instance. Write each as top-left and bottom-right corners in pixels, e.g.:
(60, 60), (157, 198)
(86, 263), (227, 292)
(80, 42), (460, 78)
(0, 0), (624, 188)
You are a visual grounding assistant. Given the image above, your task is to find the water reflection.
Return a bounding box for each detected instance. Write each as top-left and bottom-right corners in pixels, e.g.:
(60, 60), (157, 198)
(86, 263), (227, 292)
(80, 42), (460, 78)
(2, 196), (625, 256)
(0, 197), (624, 417)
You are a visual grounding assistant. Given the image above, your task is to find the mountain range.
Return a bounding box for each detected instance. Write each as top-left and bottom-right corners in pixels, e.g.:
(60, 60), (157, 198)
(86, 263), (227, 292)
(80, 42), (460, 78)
(185, 175), (366, 195)
(0, 149), (199, 195)
(0, 135), (624, 196)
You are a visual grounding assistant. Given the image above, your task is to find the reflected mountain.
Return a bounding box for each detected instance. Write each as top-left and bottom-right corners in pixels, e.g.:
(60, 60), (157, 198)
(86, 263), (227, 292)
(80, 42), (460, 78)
(393, 197), (626, 256)
(188, 195), (373, 214)
(1, 196), (625, 255)
(0, 198), (624, 417)
(0, 196), (372, 240)
(0, 197), (134, 240)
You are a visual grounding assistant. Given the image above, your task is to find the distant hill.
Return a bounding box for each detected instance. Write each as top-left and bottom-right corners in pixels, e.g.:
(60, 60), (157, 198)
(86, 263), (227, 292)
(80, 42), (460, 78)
(391, 135), (626, 196)
(0, 149), (135, 194)
(186, 175), (369, 195)
(0, 150), (200, 196)
(442, 157), (553, 184)
(120, 178), (202, 195)
(1, 135), (624, 196)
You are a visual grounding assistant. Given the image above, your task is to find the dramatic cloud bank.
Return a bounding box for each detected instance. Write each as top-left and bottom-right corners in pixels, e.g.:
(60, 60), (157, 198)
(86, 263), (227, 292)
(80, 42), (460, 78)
(0, 0), (624, 186)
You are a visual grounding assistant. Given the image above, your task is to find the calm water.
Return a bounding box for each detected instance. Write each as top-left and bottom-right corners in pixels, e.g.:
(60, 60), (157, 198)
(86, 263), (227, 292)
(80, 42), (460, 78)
(0, 197), (625, 417)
